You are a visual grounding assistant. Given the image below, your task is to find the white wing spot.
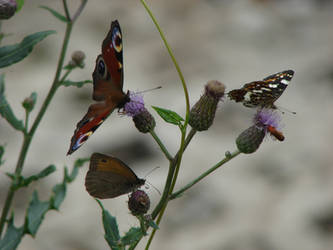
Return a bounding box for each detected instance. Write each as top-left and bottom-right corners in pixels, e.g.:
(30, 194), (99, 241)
(244, 92), (252, 101)
(269, 84), (278, 88)
(281, 79), (289, 85)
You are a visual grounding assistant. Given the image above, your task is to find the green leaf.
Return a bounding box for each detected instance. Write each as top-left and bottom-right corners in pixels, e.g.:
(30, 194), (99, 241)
(96, 200), (120, 249)
(16, 0), (25, 12)
(25, 191), (50, 236)
(22, 92), (37, 112)
(0, 215), (24, 250)
(152, 106), (184, 125)
(22, 165), (56, 188)
(61, 79), (92, 88)
(0, 145), (5, 166)
(0, 75), (25, 131)
(121, 227), (143, 246)
(50, 183), (66, 210)
(39, 6), (68, 23)
(147, 220), (159, 230)
(0, 30), (56, 68)
(65, 158), (89, 182)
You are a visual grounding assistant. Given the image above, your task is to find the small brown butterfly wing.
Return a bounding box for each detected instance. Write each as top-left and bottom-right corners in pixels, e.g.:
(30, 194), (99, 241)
(85, 153), (145, 199)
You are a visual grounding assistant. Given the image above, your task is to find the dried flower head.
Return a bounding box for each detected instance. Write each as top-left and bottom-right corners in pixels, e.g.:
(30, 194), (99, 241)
(0, 0), (17, 20)
(71, 50), (86, 66)
(128, 190), (150, 216)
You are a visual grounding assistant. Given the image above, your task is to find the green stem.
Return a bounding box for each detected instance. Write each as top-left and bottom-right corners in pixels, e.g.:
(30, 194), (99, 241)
(149, 129), (172, 162)
(63, 0), (71, 21)
(0, 2), (86, 236)
(170, 150), (241, 200)
(146, 129), (197, 249)
(139, 0), (190, 123)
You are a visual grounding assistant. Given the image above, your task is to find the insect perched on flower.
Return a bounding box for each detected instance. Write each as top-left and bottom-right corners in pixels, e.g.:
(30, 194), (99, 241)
(228, 70), (294, 109)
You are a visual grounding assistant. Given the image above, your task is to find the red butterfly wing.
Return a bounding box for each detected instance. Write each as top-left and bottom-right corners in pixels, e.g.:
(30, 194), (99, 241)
(67, 20), (129, 155)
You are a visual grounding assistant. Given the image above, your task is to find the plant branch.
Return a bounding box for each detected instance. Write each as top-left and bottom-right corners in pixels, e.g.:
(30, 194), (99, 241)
(62, 0), (71, 21)
(170, 150), (241, 200)
(149, 129), (172, 162)
(139, 0), (190, 123)
(0, 1), (87, 235)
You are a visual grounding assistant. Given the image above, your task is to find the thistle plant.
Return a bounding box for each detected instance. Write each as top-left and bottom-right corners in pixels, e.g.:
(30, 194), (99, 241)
(0, 0), (292, 249)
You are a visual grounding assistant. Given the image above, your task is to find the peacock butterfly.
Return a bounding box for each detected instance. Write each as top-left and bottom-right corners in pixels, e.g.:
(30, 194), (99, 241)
(67, 20), (129, 155)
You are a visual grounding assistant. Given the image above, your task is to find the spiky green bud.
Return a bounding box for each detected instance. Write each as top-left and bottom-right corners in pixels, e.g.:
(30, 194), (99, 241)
(236, 125), (265, 154)
(189, 80), (225, 131)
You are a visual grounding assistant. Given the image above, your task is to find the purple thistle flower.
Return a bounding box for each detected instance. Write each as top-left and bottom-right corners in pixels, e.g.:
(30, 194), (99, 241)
(123, 91), (156, 133)
(124, 91), (145, 117)
(254, 108), (284, 141)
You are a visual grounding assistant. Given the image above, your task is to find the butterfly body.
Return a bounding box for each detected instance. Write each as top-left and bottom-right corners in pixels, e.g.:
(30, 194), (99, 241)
(228, 70), (294, 109)
(85, 153), (145, 199)
(67, 20), (129, 155)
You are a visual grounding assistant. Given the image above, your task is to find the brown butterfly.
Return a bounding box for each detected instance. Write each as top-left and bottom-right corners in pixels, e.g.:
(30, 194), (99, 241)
(85, 153), (145, 199)
(67, 20), (129, 155)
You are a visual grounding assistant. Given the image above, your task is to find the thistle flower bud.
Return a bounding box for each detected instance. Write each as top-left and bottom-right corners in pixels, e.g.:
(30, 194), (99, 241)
(189, 80), (225, 131)
(133, 109), (156, 133)
(128, 190), (150, 216)
(124, 92), (155, 133)
(71, 50), (86, 67)
(0, 0), (16, 20)
(236, 125), (265, 154)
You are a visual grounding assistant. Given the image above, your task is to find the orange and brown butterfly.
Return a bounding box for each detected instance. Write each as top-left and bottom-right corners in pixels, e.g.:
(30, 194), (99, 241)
(85, 153), (145, 199)
(67, 20), (130, 155)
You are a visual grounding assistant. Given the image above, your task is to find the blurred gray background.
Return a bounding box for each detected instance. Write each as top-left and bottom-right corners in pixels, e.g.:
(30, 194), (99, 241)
(1, 0), (333, 249)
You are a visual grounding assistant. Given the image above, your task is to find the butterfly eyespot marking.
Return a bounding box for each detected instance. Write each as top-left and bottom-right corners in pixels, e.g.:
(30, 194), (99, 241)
(97, 57), (107, 79)
(112, 28), (122, 53)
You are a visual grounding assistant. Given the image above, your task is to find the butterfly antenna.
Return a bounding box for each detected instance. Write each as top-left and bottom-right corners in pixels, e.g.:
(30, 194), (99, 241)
(144, 180), (161, 195)
(276, 105), (296, 115)
(144, 166), (160, 178)
(135, 86), (162, 95)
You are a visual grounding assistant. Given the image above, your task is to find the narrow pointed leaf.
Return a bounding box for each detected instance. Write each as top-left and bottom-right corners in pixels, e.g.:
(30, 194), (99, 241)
(65, 158), (89, 182)
(61, 79), (92, 88)
(96, 200), (120, 249)
(25, 191), (50, 236)
(0, 30), (56, 68)
(39, 6), (68, 23)
(121, 227), (143, 246)
(50, 183), (66, 210)
(0, 75), (24, 131)
(0, 216), (24, 250)
(147, 220), (159, 230)
(21, 165), (56, 188)
(152, 106), (184, 125)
